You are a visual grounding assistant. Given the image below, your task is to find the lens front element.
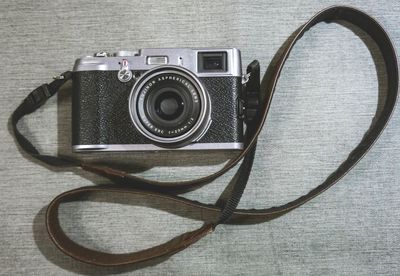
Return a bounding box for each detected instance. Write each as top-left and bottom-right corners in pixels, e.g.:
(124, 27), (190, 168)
(155, 90), (184, 121)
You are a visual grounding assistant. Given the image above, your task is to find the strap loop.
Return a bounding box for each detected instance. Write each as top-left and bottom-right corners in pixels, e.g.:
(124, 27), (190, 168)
(45, 186), (215, 266)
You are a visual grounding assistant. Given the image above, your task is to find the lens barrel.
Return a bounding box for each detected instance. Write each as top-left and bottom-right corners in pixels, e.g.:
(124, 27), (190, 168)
(129, 66), (211, 148)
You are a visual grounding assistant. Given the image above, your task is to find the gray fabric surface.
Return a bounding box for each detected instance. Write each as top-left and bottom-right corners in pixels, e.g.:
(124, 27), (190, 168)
(1, 0), (400, 275)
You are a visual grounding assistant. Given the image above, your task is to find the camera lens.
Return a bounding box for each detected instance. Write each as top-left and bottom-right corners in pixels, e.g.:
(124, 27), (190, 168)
(154, 91), (184, 121)
(129, 67), (211, 148)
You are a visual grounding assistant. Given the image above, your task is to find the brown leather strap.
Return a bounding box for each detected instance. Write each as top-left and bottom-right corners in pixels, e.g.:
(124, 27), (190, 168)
(46, 187), (215, 266)
(11, 6), (399, 266)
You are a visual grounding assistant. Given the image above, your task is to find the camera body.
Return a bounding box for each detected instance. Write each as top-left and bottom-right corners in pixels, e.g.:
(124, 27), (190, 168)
(72, 48), (249, 152)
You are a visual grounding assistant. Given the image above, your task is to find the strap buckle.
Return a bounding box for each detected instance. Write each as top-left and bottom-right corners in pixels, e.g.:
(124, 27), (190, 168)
(243, 60), (261, 122)
(25, 84), (52, 110)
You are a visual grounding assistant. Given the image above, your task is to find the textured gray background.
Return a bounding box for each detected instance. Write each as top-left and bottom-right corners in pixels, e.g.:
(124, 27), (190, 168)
(1, 0), (399, 275)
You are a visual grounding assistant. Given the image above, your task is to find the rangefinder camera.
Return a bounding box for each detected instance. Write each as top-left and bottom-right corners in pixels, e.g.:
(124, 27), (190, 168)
(72, 48), (260, 152)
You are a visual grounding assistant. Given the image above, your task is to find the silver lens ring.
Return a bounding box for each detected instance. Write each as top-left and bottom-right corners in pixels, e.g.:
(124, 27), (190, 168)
(129, 66), (211, 148)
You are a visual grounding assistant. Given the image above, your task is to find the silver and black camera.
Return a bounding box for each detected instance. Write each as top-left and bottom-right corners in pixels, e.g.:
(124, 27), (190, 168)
(72, 48), (260, 152)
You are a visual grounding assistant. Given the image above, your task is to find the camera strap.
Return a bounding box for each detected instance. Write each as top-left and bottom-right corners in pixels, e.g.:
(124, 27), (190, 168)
(11, 6), (398, 266)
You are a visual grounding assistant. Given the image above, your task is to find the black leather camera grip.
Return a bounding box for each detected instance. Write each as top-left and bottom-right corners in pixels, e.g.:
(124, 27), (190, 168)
(11, 6), (399, 267)
(72, 71), (244, 146)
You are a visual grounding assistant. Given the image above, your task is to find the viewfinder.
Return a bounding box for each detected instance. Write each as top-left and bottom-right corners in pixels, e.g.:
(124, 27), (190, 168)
(198, 52), (227, 72)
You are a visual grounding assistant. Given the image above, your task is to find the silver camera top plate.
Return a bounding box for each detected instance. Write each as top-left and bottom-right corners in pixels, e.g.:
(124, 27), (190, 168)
(73, 48), (242, 77)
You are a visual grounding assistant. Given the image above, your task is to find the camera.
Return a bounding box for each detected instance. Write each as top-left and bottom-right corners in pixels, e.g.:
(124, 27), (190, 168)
(72, 48), (260, 152)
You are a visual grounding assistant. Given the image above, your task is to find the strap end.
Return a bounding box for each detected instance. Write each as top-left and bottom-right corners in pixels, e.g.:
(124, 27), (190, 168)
(24, 84), (51, 111)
